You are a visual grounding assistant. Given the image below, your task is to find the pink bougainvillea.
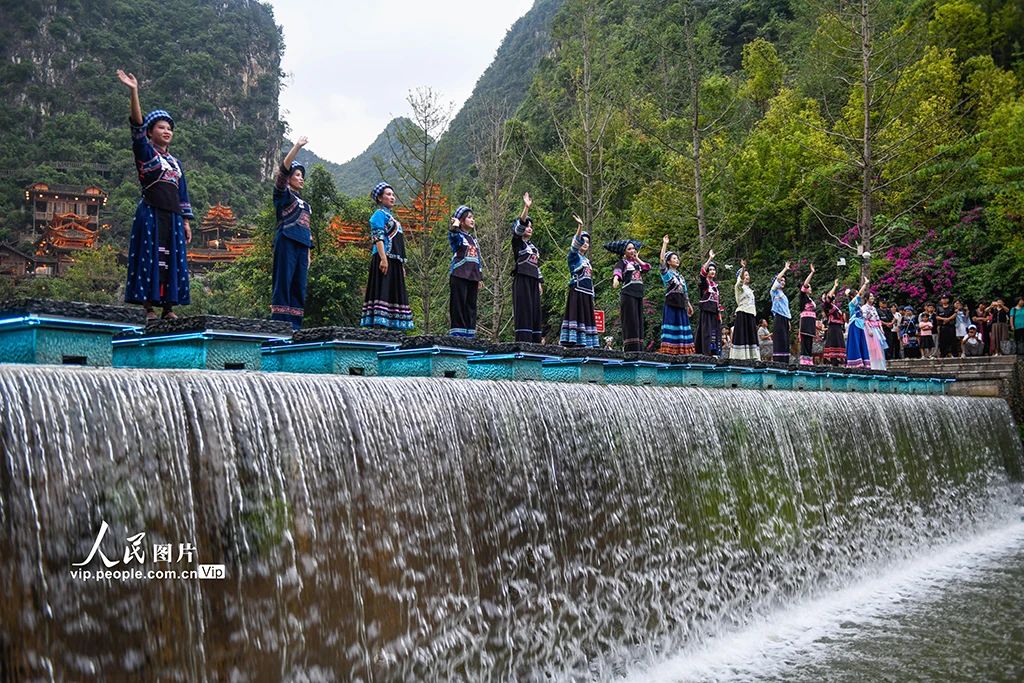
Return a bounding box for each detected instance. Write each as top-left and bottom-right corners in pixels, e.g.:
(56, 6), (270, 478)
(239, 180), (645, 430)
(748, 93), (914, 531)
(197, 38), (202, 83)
(872, 229), (957, 306)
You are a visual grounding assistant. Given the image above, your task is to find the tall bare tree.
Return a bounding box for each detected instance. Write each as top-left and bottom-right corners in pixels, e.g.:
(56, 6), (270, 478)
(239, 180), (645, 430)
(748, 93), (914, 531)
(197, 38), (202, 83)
(468, 99), (527, 341)
(530, 0), (621, 230)
(378, 87), (454, 333)
(799, 0), (968, 276)
(628, 0), (742, 248)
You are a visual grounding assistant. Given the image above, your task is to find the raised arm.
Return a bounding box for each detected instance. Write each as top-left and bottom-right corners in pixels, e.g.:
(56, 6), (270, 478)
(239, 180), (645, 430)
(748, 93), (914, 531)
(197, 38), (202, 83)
(520, 192), (532, 222)
(858, 276), (869, 298)
(282, 136), (308, 170)
(660, 235), (669, 266)
(702, 249), (715, 270)
(803, 263), (815, 289)
(737, 258), (747, 284)
(774, 260), (790, 286)
(827, 278), (838, 299)
(117, 70), (143, 125)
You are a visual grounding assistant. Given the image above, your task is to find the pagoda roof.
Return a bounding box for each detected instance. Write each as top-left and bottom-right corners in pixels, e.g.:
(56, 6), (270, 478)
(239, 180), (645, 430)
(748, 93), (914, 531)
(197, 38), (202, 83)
(201, 203), (237, 223)
(25, 182), (107, 198)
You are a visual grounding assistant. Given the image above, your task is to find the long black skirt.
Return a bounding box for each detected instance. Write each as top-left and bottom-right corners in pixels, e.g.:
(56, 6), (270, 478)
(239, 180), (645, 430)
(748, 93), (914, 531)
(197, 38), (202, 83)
(360, 255), (414, 330)
(773, 314), (791, 363)
(512, 274), (543, 343)
(730, 311), (759, 360)
(824, 322), (846, 364)
(449, 275), (479, 338)
(699, 307), (721, 357)
(560, 289), (598, 347)
(621, 294), (644, 352)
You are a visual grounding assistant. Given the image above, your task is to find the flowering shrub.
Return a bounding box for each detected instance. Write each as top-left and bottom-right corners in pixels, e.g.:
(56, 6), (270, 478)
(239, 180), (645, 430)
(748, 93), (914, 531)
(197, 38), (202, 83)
(872, 229), (957, 305)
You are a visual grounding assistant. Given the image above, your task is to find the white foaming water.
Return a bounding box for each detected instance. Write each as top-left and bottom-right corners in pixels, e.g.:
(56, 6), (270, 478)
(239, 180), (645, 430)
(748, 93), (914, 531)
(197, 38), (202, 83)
(3, 366), (1022, 680)
(621, 513), (1024, 683)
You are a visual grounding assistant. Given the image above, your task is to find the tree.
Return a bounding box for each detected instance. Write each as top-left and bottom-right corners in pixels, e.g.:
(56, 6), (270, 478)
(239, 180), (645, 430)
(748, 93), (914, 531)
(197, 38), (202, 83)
(530, 0), (623, 231)
(799, 0), (968, 276)
(379, 88), (454, 333)
(467, 100), (527, 341)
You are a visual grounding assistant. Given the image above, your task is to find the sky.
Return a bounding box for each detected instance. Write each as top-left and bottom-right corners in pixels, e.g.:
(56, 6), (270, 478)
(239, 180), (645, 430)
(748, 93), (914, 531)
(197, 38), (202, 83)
(265, 0), (536, 164)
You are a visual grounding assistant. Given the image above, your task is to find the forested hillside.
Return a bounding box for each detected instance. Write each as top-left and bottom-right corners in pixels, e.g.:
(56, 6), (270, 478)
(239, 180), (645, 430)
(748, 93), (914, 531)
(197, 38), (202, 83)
(435, 0), (565, 178)
(465, 0), (1024, 341)
(0, 0), (284, 246)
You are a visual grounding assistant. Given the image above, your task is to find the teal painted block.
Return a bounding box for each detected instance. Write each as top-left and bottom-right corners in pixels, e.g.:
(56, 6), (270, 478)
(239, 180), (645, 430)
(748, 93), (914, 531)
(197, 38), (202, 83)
(701, 367), (727, 388)
(261, 341), (395, 376)
(113, 332), (279, 370)
(35, 329), (116, 366)
(825, 374), (848, 392)
(792, 372), (812, 391)
(378, 347), (480, 378)
(847, 375), (873, 393)
(737, 369), (766, 390)
(604, 361), (663, 386)
(910, 378), (930, 394)
(468, 354), (550, 381)
(720, 367), (746, 389)
(0, 316), (140, 367)
(541, 358), (605, 384)
(0, 328), (37, 364)
(771, 371), (794, 390)
(658, 364), (712, 387)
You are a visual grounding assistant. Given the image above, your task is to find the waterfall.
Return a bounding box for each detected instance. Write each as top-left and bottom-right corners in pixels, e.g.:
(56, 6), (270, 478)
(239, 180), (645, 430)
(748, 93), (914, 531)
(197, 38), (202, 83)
(1, 365), (1021, 681)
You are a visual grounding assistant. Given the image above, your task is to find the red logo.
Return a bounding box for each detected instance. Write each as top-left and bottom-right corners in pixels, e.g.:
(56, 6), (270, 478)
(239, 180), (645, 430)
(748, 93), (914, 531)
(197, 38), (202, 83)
(594, 310), (605, 333)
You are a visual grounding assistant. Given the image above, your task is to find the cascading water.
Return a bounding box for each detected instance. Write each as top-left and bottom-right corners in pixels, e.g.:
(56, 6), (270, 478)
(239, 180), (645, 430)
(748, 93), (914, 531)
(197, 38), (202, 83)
(1, 365), (1021, 681)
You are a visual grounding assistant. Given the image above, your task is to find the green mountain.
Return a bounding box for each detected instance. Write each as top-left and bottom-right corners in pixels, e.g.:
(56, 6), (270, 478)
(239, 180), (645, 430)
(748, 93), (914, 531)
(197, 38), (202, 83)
(0, 0), (283, 246)
(292, 117), (415, 199)
(318, 0), (564, 188)
(437, 0), (565, 177)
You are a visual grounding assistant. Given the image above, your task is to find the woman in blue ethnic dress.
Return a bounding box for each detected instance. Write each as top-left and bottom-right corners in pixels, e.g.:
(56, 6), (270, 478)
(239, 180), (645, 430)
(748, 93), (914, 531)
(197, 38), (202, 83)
(770, 261), (792, 363)
(271, 136), (312, 330)
(511, 193), (543, 343)
(118, 69), (193, 321)
(658, 235), (696, 355)
(448, 205), (483, 338)
(845, 277), (871, 368)
(559, 215), (598, 348)
(360, 182), (414, 330)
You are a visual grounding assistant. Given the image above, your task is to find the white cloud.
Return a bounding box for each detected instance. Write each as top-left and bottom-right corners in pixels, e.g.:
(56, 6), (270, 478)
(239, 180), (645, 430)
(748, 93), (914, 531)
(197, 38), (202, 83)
(267, 0), (536, 163)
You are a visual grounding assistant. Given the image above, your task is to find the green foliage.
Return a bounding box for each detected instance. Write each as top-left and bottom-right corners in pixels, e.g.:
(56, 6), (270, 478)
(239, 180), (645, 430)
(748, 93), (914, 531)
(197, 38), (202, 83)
(13, 245), (123, 303)
(0, 0), (284, 241)
(740, 38), (784, 110)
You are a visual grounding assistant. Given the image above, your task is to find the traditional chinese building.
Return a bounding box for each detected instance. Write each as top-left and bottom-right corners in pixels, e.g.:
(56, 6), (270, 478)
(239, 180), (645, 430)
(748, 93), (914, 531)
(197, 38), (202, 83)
(187, 203), (254, 271)
(0, 243), (35, 277)
(24, 183), (107, 236)
(34, 213), (100, 275)
(328, 183), (449, 248)
(393, 183), (449, 232)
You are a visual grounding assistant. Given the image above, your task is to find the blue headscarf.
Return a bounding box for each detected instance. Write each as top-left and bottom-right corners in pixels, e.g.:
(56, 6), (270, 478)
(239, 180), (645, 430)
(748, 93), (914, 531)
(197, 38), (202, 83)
(143, 109), (174, 132)
(370, 182), (393, 203)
